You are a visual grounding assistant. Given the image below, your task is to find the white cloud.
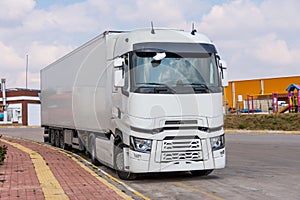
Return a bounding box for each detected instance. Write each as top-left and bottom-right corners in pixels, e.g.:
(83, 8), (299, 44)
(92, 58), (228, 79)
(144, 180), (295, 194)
(119, 0), (185, 26)
(27, 42), (74, 71)
(18, 42), (74, 88)
(0, 39), (74, 88)
(22, 2), (97, 33)
(70, 0), (188, 30)
(261, 0), (300, 30)
(0, 41), (24, 70)
(0, 0), (35, 21)
(1, 0), (300, 88)
(252, 34), (293, 66)
(198, 0), (300, 80)
(199, 0), (265, 39)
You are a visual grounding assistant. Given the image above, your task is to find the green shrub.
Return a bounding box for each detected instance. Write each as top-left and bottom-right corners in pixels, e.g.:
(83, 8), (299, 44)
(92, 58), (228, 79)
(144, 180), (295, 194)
(0, 135), (8, 165)
(239, 124), (246, 129)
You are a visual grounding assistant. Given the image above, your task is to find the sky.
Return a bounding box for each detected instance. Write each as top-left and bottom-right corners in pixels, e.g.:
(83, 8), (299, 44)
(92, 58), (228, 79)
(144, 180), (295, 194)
(0, 0), (299, 89)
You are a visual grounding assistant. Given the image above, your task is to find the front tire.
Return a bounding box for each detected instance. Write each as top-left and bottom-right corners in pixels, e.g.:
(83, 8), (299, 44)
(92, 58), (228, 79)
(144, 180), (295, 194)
(114, 143), (137, 180)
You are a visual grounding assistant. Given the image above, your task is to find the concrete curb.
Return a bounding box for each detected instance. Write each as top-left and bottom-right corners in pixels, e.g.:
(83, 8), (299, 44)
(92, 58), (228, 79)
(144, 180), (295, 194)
(0, 125), (41, 128)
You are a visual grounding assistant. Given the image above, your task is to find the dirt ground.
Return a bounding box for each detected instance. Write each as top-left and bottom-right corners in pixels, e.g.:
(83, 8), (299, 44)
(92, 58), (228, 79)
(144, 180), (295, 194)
(224, 113), (300, 131)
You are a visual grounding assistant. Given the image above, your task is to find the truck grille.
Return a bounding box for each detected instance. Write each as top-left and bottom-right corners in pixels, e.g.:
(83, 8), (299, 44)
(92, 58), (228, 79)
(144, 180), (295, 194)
(161, 151), (202, 162)
(160, 138), (202, 162)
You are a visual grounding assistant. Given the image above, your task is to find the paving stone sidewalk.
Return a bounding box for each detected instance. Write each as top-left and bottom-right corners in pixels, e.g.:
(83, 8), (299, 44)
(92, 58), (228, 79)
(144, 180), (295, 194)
(0, 136), (128, 200)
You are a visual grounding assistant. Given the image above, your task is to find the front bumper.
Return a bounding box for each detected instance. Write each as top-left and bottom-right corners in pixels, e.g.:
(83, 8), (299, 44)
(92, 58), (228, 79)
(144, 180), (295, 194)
(123, 132), (226, 173)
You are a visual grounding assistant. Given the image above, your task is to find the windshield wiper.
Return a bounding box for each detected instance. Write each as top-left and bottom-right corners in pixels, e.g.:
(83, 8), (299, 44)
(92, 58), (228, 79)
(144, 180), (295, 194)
(136, 82), (176, 93)
(189, 83), (209, 88)
(181, 83), (211, 93)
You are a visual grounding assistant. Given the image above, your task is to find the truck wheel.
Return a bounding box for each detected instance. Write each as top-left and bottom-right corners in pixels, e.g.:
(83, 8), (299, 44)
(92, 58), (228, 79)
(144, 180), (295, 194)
(59, 131), (65, 149)
(190, 169), (213, 176)
(43, 135), (49, 143)
(50, 129), (55, 146)
(114, 143), (136, 180)
(54, 130), (60, 147)
(90, 142), (100, 165)
(43, 129), (49, 143)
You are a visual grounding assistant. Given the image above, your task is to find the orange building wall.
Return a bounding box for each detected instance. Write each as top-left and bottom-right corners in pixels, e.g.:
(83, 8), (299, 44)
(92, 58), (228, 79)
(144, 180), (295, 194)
(224, 75), (300, 109)
(263, 76), (300, 94)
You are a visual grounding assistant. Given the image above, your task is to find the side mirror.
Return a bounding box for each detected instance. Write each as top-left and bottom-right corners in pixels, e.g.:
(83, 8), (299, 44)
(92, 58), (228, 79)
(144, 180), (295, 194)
(219, 60), (228, 87)
(114, 70), (124, 87)
(114, 57), (124, 67)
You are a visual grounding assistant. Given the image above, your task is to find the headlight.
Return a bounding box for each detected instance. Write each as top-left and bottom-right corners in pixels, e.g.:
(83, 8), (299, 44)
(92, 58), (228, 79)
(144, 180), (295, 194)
(210, 134), (225, 151)
(130, 136), (152, 153)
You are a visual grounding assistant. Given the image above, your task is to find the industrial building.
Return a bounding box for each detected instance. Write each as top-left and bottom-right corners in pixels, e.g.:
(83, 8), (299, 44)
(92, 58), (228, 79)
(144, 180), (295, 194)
(0, 88), (41, 126)
(224, 75), (300, 113)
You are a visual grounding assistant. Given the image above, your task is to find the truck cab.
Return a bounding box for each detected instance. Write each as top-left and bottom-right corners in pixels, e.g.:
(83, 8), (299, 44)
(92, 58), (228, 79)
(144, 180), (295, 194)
(111, 29), (227, 179)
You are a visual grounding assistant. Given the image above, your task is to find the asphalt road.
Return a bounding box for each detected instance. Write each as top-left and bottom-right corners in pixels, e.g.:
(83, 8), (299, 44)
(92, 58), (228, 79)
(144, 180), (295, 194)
(0, 127), (44, 142)
(1, 128), (299, 200)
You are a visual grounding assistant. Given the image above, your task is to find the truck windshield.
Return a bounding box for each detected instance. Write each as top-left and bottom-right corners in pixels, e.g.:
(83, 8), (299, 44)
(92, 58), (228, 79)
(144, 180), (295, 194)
(130, 51), (221, 94)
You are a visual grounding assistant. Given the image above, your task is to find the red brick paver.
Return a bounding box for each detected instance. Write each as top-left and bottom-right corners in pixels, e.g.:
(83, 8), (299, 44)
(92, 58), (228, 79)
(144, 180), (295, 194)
(0, 140), (44, 200)
(0, 137), (126, 200)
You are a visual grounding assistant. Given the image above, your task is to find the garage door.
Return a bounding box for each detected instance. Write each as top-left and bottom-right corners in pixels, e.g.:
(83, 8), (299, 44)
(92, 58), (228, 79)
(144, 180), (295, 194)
(28, 104), (41, 126)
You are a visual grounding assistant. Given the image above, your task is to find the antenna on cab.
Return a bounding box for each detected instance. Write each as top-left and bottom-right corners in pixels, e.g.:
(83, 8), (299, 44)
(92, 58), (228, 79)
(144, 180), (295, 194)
(151, 21), (155, 34)
(191, 22), (197, 35)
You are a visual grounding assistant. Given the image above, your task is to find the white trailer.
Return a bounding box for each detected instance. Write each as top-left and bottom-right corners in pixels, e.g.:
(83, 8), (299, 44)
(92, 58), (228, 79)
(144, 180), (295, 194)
(41, 28), (228, 179)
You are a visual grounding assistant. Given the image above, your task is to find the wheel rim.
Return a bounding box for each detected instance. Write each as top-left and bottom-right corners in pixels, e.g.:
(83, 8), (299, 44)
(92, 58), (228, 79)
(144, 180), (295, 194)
(115, 145), (124, 171)
(91, 144), (95, 160)
(114, 143), (136, 180)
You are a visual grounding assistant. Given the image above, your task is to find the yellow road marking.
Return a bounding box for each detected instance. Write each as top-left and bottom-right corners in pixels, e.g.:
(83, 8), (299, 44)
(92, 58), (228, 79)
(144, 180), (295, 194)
(174, 182), (224, 200)
(45, 145), (143, 200)
(91, 164), (151, 200)
(68, 155), (133, 200)
(62, 151), (150, 200)
(1, 137), (149, 200)
(0, 139), (69, 200)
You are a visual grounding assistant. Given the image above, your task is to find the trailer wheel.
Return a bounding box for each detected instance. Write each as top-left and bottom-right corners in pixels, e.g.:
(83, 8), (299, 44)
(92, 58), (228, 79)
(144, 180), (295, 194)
(190, 169), (213, 176)
(59, 131), (65, 149)
(114, 143), (136, 180)
(50, 129), (55, 146)
(43, 129), (49, 143)
(54, 130), (60, 147)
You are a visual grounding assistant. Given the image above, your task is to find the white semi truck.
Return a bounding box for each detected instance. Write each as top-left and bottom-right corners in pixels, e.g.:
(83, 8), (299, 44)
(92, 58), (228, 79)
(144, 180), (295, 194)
(41, 28), (228, 179)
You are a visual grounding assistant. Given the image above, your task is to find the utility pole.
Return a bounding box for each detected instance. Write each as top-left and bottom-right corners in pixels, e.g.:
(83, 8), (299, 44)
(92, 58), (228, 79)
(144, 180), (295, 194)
(26, 54), (28, 89)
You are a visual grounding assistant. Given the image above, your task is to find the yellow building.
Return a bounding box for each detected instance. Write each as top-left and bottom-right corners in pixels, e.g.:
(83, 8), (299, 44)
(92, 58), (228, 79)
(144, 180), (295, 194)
(224, 75), (300, 112)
